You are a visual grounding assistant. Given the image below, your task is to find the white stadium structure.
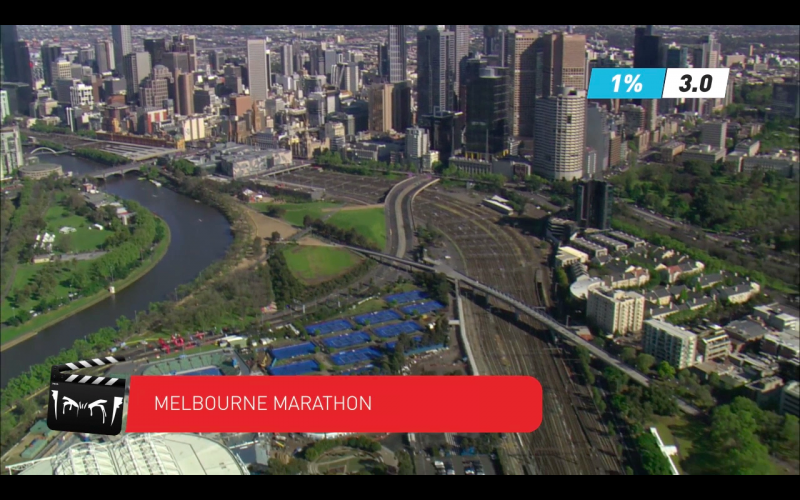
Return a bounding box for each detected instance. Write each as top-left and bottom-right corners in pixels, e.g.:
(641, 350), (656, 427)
(12, 434), (249, 475)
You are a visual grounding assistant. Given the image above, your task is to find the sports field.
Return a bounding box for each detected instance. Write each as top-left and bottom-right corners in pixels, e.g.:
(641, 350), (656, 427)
(252, 201), (342, 227)
(282, 245), (363, 284)
(327, 208), (386, 250)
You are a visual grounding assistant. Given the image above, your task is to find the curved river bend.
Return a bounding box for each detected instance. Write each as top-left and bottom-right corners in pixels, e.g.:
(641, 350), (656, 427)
(0, 154), (232, 386)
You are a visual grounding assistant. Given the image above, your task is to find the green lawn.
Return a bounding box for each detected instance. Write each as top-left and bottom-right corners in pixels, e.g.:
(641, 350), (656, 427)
(327, 208), (386, 250)
(252, 201), (342, 227)
(648, 415), (695, 475)
(282, 245), (362, 284)
(45, 205), (109, 253)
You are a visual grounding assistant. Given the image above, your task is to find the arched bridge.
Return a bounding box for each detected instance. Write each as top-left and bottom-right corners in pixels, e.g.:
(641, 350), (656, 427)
(29, 147), (69, 155)
(87, 164), (144, 180)
(338, 243), (698, 415)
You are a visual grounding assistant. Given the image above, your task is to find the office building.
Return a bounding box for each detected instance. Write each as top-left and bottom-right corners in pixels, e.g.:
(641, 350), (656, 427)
(700, 121), (727, 150)
(587, 287), (645, 336)
(483, 25), (508, 67)
(1, 125), (23, 180)
(533, 86), (586, 181)
(391, 80), (412, 132)
(0, 89), (9, 121)
(772, 79), (799, 119)
(683, 144), (724, 164)
(697, 34), (721, 69)
(209, 50), (223, 73)
(585, 103), (612, 172)
(50, 58), (72, 83)
(1, 25), (20, 82)
(123, 52), (152, 103)
(111, 25), (132, 74)
(417, 25), (455, 117)
(780, 381), (800, 418)
(418, 110), (464, 165)
(406, 126), (430, 159)
(281, 44), (293, 76)
(69, 82), (94, 107)
(40, 43), (62, 86)
(666, 46), (688, 68)
(163, 52), (189, 76)
(95, 39), (114, 73)
(697, 328), (731, 362)
(465, 67), (507, 156)
(507, 30), (538, 144)
(447, 25), (470, 108)
(1, 26), (32, 87)
(574, 179), (612, 230)
(139, 70), (170, 109)
(368, 83), (393, 134)
(175, 71), (194, 116)
(537, 32), (587, 98)
(387, 25), (407, 84)
(144, 38), (167, 67)
(634, 25), (662, 68)
(246, 39), (270, 102)
(644, 319), (699, 370)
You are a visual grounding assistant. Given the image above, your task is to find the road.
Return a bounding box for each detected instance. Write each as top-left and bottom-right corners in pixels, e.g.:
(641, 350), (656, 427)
(384, 175), (438, 259)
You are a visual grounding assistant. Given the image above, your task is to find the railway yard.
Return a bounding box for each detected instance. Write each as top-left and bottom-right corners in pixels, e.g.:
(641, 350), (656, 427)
(269, 169), (625, 475)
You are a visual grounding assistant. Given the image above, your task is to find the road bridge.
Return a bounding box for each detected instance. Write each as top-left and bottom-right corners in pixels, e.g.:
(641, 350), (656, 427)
(340, 244), (698, 415)
(86, 163), (148, 180)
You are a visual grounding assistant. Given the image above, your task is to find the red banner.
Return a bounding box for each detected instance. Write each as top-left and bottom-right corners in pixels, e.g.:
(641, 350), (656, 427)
(125, 376), (542, 433)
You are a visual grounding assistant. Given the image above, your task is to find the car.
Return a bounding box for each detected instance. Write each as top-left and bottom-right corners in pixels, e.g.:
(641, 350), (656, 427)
(446, 469), (455, 475)
(465, 468), (475, 475)
(477, 471), (486, 475)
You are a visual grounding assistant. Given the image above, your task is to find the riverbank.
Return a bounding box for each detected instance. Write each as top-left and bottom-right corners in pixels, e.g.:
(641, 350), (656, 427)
(0, 218), (171, 350)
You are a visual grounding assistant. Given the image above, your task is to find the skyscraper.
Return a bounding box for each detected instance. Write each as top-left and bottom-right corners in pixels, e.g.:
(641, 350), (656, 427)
(246, 39), (269, 102)
(697, 34), (720, 69)
(417, 25), (455, 117)
(666, 46), (688, 68)
(209, 50), (222, 73)
(446, 24), (470, 108)
(465, 67), (507, 156)
(123, 52), (152, 104)
(533, 86), (587, 181)
(12, 41), (32, 87)
(483, 25), (508, 67)
(1, 124), (24, 180)
(111, 25), (133, 74)
(281, 44), (293, 76)
(368, 83), (393, 134)
(574, 179), (613, 230)
(392, 80), (412, 132)
(507, 30), (538, 146)
(95, 39), (114, 73)
(41, 43), (62, 86)
(144, 38), (167, 67)
(585, 103), (612, 172)
(387, 25), (407, 84)
(633, 25), (662, 68)
(1, 25), (27, 84)
(537, 31), (587, 98)
(175, 71), (195, 116)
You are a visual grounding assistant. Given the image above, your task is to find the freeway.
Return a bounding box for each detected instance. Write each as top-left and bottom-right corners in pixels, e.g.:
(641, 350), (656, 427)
(384, 175), (439, 258)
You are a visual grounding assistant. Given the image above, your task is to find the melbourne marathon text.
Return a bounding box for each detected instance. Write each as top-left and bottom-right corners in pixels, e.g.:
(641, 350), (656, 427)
(155, 395), (373, 411)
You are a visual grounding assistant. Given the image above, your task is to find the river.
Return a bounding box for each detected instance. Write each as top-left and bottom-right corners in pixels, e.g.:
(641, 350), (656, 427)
(0, 153), (233, 386)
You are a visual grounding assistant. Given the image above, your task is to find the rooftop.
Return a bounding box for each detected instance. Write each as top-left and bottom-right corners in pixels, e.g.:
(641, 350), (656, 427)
(19, 434), (248, 476)
(645, 319), (697, 341)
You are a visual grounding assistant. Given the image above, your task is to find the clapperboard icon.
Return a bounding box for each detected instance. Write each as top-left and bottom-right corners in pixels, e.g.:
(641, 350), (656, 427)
(47, 357), (126, 436)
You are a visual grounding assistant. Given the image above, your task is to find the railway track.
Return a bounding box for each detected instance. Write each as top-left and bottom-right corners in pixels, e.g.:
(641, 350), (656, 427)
(413, 190), (624, 475)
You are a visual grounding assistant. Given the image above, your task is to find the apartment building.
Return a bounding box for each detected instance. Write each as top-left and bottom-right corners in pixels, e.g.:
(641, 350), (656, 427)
(587, 287), (646, 336)
(644, 319), (699, 370)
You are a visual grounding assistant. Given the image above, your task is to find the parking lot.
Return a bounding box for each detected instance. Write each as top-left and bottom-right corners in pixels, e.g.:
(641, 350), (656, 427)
(416, 453), (498, 476)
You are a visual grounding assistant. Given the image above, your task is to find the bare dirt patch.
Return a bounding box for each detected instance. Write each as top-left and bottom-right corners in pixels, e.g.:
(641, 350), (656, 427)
(322, 203), (384, 213)
(297, 237), (331, 247)
(244, 206), (298, 240)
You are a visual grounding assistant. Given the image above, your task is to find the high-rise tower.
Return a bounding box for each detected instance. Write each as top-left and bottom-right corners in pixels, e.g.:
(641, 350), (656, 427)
(387, 25), (407, 84)
(111, 25), (132, 74)
(416, 25), (455, 117)
(246, 39), (270, 102)
(533, 86), (586, 181)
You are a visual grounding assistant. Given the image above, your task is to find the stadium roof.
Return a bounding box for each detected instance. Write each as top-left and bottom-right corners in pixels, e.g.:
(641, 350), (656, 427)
(18, 434), (249, 475)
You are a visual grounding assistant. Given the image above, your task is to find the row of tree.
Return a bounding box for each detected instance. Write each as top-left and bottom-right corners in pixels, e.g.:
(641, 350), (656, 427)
(74, 148), (130, 166)
(303, 436), (382, 462)
(303, 215), (379, 251)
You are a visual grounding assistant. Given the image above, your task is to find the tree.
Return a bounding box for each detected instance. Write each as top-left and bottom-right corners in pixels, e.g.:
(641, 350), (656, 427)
(66, 191), (86, 211)
(57, 234), (74, 254)
(604, 366), (629, 394)
(251, 236), (262, 256)
(656, 361), (676, 380)
(621, 347), (637, 365)
(635, 353), (656, 374)
(271, 231), (281, 243)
